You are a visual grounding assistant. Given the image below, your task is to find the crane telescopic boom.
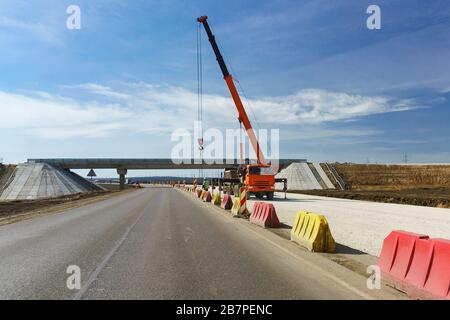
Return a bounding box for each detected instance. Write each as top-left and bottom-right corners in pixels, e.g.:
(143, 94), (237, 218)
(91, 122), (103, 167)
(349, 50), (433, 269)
(197, 16), (266, 165)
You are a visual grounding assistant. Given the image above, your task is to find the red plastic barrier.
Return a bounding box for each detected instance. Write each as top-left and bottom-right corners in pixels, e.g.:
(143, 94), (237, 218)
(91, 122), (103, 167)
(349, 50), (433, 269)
(423, 239), (450, 300)
(249, 202), (280, 228)
(378, 230), (450, 300)
(203, 191), (212, 202)
(221, 194), (232, 210)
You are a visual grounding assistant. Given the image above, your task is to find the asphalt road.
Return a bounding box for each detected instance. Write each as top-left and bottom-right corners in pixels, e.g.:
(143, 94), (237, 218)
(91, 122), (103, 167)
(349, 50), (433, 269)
(0, 187), (401, 299)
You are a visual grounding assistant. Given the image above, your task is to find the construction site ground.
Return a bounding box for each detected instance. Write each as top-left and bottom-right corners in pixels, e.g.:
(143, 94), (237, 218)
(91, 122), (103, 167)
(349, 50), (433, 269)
(293, 187), (450, 208)
(247, 191), (450, 257)
(0, 187), (135, 227)
(331, 163), (450, 190)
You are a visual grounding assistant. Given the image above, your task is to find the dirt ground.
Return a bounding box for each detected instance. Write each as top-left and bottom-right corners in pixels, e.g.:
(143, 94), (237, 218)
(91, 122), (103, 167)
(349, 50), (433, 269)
(0, 188), (136, 226)
(332, 163), (450, 190)
(311, 163), (450, 208)
(294, 188), (450, 208)
(97, 183), (138, 191)
(0, 164), (15, 190)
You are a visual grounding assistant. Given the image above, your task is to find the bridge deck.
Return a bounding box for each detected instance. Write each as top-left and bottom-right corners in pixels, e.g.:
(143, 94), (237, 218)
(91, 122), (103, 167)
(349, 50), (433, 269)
(27, 158), (306, 170)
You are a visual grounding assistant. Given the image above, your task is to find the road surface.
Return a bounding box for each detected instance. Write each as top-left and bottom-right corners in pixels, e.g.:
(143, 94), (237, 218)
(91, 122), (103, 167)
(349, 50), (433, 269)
(0, 187), (403, 299)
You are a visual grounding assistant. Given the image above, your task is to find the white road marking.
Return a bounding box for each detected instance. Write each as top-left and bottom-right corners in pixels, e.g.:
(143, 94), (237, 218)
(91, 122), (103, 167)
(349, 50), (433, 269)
(73, 209), (145, 300)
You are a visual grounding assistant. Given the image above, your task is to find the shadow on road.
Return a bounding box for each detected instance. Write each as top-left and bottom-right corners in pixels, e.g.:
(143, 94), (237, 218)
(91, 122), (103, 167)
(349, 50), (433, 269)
(335, 243), (366, 255)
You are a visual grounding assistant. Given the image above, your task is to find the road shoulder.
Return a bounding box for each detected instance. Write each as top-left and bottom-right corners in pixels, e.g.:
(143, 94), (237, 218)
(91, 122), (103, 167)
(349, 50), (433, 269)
(0, 188), (138, 227)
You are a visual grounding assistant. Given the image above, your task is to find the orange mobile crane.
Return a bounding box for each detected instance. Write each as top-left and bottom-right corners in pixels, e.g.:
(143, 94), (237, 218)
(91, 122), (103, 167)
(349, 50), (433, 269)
(197, 16), (280, 200)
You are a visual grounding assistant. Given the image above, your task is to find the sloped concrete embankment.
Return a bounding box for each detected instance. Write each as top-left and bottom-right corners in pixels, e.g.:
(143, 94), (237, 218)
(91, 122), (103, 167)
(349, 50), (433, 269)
(0, 163), (103, 201)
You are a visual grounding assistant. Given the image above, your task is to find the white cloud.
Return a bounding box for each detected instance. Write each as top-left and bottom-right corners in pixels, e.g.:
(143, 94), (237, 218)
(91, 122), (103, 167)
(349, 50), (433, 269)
(62, 83), (131, 100)
(0, 16), (60, 44)
(0, 91), (130, 139)
(278, 127), (383, 141)
(0, 83), (417, 139)
(248, 89), (416, 124)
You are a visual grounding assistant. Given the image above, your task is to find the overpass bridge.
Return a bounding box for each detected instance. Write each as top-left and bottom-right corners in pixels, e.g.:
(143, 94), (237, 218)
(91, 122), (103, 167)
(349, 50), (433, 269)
(27, 158), (306, 189)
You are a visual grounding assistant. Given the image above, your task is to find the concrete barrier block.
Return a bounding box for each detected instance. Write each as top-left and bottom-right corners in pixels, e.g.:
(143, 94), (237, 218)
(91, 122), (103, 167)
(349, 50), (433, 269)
(231, 197), (241, 215)
(221, 194), (232, 210)
(379, 231), (450, 300)
(212, 192), (221, 205)
(203, 191), (212, 202)
(249, 202), (280, 228)
(290, 211), (336, 253)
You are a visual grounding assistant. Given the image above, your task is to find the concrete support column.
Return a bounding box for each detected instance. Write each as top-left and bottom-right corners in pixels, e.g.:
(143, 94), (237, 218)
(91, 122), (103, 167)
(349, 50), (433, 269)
(117, 168), (127, 190)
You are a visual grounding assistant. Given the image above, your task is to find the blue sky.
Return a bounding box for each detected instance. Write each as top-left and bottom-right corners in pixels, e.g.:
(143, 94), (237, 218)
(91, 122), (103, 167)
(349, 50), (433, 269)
(0, 0), (449, 177)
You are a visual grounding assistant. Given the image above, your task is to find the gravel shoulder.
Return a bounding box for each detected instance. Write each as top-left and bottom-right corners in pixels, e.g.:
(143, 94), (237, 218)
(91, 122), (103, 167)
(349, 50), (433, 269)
(0, 188), (136, 227)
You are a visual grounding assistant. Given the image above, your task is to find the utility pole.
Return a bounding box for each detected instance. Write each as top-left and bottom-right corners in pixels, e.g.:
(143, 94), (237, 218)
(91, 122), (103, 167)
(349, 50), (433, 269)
(403, 153), (408, 164)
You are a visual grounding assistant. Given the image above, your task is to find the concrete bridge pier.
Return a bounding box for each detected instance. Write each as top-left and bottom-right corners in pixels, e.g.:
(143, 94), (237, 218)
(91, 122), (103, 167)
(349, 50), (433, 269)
(117, 168), (127, 190)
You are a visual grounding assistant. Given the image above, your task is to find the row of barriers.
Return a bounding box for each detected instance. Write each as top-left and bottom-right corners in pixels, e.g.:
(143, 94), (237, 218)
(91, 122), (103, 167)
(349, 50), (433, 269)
(178, 185), (449, 300)
(180, 185), (336, 253)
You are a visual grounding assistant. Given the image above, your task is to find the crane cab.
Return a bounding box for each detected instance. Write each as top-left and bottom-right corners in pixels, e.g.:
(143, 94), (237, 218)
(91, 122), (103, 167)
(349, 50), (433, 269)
(244, 164), (275, 200)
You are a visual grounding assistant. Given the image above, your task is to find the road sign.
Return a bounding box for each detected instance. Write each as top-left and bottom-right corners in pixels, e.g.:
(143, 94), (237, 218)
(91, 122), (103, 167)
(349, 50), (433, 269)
(87, 169), (97, 178)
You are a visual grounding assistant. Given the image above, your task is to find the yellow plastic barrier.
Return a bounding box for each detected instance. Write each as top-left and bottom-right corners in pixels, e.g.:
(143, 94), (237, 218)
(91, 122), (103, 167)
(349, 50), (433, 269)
(290, 211), (336, 253)
(200, 190), (206, 199)
(212, 192), (221, 205)
(231, 197), (241, 215)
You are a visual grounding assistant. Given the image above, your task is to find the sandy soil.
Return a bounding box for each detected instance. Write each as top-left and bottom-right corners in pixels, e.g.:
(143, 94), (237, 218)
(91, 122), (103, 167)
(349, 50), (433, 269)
(0, 189), (135, 226)
(292, 188), (450, 208)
